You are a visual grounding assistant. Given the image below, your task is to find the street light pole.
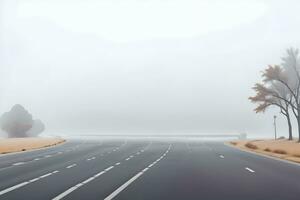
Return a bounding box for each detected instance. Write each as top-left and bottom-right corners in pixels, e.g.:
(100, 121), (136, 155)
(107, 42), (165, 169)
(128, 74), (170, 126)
(274, 115), (277, 140)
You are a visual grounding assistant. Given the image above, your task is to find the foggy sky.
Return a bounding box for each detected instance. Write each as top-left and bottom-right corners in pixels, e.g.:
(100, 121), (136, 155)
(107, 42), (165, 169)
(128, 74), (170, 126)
(1, 0), (300, 137)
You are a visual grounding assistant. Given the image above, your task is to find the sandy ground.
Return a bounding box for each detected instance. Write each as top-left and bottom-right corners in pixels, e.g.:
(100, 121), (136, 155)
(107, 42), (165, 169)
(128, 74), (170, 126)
(0, 138), (66, 154)
(228, 139), (300, 163)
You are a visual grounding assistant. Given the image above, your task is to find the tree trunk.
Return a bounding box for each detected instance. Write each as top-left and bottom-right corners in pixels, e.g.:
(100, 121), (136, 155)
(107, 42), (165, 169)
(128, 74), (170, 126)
(286, 114), (293, 140)
(298, 113), (300, 142)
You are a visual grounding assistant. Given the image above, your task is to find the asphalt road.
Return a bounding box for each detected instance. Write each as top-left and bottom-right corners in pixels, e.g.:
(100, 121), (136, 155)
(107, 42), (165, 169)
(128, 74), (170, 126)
(0, 138), (300, 200)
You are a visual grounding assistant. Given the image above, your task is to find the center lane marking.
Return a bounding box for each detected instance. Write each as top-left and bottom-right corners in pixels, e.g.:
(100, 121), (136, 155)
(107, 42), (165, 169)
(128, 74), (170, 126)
(52, 166), (115, 200)
(104, 172), (143, 200)
(104, 144), (171, 200)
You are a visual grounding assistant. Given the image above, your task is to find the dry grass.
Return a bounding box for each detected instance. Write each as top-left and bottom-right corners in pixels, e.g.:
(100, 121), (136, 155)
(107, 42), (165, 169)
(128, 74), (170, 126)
(230, 141), (237, 145)
(229, 139), (300, 164)
(0, 138), (65, 154)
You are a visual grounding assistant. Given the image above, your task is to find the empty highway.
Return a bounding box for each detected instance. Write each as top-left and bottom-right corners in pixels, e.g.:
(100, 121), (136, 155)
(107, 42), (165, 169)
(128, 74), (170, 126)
(0, 137), (299, 200)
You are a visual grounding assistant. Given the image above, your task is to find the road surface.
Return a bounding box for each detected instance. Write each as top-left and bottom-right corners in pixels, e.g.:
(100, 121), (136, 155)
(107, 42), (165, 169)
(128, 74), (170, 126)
(0, 137), (299, 200)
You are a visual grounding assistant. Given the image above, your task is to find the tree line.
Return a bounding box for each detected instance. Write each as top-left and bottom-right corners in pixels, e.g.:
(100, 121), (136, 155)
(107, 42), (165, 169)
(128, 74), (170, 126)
(250, 48), (300, 141)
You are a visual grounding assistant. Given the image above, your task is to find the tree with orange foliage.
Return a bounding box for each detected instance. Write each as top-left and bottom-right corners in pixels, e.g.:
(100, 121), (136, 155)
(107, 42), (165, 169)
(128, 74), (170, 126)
(261, 48), (300, 141)
(249, 79), (293, 140)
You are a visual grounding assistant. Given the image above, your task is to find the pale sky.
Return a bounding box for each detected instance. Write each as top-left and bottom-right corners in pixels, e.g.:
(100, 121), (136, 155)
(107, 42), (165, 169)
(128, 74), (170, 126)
(1, 0), (300, 137)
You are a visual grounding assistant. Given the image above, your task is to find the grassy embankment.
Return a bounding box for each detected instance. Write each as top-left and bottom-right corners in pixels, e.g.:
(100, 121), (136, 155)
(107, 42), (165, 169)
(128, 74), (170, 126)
(229, 139), (300, 163)
(0, 138), (65, 154)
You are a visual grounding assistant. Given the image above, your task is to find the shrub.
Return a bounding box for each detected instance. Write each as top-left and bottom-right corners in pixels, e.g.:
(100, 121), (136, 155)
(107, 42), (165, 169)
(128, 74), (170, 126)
(245, 142), (258, 149)
(273, 149), (287, 154)
(264, 148), (271, 152)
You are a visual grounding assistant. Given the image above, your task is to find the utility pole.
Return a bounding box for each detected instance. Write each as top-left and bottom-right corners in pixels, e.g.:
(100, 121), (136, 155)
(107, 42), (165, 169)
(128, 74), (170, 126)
(274, 115), (277, 140)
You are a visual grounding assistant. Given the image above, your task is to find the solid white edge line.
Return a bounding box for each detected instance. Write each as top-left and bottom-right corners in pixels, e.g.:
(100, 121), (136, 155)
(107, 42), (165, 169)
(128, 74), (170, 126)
(105, 166), (114, 171)
(29, 178), (39, 183)
(40, 173), (52, 178)
(52, 170), (107, 200)
(142, 168), (149, 172)
(82, 177), (94, 184)
(104, 172), (144, 200)
(52, 186), (78, 200)
(148, 163), (154, 168)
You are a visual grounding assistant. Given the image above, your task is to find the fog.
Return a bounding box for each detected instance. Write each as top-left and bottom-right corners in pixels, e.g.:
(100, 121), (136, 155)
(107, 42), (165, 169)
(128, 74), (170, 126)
(1, 0), (300, 137)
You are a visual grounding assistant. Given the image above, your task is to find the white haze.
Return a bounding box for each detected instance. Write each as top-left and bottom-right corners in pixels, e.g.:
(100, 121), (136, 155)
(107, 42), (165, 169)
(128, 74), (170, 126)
(1, 0), (300, 137)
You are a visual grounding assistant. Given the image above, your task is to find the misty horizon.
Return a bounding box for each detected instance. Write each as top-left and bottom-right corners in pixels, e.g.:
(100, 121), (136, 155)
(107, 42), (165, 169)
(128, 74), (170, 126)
(1, 0), (300, 137)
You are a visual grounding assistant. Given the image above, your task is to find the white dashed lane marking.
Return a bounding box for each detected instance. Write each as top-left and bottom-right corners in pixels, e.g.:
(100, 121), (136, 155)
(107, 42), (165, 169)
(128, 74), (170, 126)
(12, 162), (25, 166)
(87, 157), (96, 161)
(52, 144), (170, 200)
(104, 145), (171, 200)
(104, 172), (144, 200)
(66, 164), (77, 169)
(245, 167), (255, 173)
(52, 166), (114, 200)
